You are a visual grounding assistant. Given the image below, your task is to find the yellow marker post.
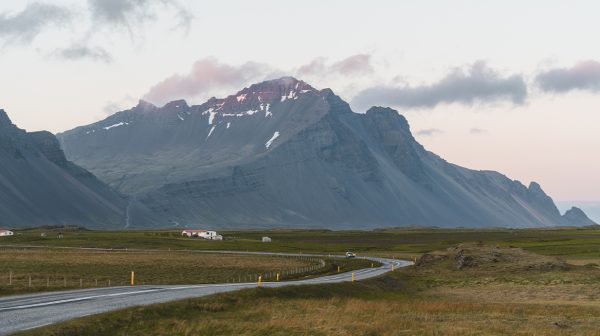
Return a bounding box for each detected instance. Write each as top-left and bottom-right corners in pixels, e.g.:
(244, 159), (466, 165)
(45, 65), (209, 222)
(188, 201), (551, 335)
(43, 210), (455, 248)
(391, 264), (395, 271)
(337, 266), (341, 273)
(351, 272), (355, 282)
(257, 275), (262, 287)
(371, 263), (374, 268)
(276, 273), (280, 282)
(131, 271), (135, 286)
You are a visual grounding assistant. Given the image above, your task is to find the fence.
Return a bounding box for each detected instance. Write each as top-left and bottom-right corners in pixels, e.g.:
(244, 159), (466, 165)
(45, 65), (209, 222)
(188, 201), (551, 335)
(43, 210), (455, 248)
(0, 256), (330, 291)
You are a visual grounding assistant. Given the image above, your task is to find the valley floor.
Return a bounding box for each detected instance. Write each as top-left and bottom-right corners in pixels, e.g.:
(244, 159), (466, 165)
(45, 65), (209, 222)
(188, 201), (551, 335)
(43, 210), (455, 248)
(6, 226), (600, 335)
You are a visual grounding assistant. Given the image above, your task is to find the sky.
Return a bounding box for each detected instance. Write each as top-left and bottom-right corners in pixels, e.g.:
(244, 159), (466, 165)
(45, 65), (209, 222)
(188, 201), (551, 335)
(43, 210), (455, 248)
(1, 0), (600, 203)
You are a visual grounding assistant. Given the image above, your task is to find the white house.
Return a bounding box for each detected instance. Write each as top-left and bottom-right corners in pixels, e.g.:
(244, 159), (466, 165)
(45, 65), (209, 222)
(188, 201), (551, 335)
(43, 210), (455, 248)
(262, 236), (272, 242)
(0, 229), (14, 237)
(181, 229), (223, 240)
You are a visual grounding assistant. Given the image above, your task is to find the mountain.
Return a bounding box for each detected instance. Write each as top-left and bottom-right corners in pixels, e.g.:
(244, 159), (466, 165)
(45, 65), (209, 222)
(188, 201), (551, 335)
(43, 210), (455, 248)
(0, 109), (154, 229)
(562, 207), (597, 226)
(57, 77), (595, 228)
(557, 201), (600, 224)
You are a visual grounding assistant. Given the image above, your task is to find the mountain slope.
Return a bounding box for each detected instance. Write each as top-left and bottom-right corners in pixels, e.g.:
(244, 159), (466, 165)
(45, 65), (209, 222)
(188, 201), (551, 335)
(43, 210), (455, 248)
(0, 110), (151, 229)
(58, 77), (595, 228)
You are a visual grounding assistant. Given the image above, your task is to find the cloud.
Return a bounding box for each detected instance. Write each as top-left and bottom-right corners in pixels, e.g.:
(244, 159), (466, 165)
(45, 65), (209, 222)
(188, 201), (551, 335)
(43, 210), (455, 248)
(352, 61), (527, 111)
(88, 0), (192, 33)
(469, 128), (487, 134)
(536, 60), (600, 93)
(416, 128), (443, 136)
(0, 2), (71, 44)
(143, 58), (275, 105)
(53, 45), (113, 63)
(297, 54), (373, 76)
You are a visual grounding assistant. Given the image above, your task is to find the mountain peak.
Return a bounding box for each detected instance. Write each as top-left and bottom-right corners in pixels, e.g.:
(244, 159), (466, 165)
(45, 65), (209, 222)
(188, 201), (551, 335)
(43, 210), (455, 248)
(0, 109), (17, 131)
(162, 99), (188, 109)
(365, 106), (410, 131)
(136, 99), (157, 111)
(563, 206), (597, 226)
(240, 76), (317, 99)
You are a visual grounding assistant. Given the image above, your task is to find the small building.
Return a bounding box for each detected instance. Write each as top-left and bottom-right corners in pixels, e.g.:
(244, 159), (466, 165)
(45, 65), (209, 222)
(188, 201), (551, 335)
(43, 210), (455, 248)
(182, 229), (223, 240)
(0, 229), (14, 237)
(262, 236), (272, 242)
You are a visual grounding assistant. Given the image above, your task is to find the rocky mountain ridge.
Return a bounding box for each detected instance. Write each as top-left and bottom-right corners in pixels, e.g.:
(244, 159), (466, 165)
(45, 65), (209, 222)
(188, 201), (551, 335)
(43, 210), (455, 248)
(57, 77), (596, 228)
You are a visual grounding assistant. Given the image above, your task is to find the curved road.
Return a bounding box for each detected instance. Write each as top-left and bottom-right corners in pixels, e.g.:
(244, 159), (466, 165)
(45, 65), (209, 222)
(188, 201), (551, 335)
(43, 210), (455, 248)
(0, 254), (411, 335)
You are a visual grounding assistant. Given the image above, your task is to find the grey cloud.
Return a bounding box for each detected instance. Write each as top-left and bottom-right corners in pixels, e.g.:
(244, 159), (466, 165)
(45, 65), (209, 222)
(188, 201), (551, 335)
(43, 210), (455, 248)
(144, 57), (274, 105)
(54, 45), (113, 63)
(298, 54), (373, 76)
(88, 0), (192, 33)
(416, 128), (443, 136)
(352, 61), (527, 111)
(470, 128), (487, 134)
(0, 2), (71, 44)
(536, 60), (600, 93)
(331, 54), (373, 75)
(103, 102), (122, 114)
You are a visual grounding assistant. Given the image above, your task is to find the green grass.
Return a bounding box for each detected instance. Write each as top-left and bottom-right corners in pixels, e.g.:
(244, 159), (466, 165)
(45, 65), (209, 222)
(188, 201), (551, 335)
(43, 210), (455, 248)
(5, 226), (600, 258)
(0, 248), (346, 296)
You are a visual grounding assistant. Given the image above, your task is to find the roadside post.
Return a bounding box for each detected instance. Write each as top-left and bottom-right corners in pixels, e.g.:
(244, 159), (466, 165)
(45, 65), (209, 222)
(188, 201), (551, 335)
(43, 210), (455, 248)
(351, 272), (355, 282)
(276, 273), (280, 281)
(131, 271), (135, 286)
(258, 275), (262, 287)
(337, 266), (340, 273)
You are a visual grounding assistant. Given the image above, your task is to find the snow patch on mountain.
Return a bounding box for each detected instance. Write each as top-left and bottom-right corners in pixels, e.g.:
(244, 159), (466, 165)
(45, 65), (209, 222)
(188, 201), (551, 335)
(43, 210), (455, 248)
(207, 126), (216, 139)
(265, 131), (280, 149)
(103, 122), (129, 130)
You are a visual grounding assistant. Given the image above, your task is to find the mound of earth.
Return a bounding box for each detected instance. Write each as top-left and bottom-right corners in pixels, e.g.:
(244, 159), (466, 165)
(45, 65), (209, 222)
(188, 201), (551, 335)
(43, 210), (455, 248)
(415, 244), (569, 272)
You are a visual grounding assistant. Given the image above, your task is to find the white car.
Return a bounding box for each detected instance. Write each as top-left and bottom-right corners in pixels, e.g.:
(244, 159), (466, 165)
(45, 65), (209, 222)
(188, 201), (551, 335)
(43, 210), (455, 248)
(345, 251), (356, 258)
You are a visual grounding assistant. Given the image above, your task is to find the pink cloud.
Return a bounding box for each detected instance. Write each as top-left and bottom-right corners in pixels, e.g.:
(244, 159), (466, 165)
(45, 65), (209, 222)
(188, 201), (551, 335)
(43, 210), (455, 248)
(297, 54), (373, 76)
(143, 58), (273, 105)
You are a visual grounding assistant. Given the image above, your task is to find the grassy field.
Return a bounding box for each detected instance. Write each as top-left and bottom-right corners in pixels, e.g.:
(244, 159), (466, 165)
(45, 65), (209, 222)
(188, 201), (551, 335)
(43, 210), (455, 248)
(0, 248), (338, 296)
(7, 226), (600, 335)
(17, 242), (600, 336)
(4, 226), (600, 258)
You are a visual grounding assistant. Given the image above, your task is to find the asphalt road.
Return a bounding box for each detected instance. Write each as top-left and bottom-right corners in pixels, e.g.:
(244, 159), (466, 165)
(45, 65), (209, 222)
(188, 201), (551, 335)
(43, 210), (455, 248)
(0, 254), (410, 335)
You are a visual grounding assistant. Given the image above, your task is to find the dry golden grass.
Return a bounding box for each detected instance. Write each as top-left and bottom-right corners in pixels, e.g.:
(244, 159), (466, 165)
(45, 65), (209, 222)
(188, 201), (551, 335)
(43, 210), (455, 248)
(19, 243), (600, 336)
(0, 248), (318, 295)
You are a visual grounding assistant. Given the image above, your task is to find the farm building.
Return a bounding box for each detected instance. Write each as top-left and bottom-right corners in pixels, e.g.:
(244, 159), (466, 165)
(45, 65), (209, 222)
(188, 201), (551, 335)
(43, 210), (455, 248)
(262, 236), (272, 242)
(0, 229), (14, 237)
(181, 229), (223, 240)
